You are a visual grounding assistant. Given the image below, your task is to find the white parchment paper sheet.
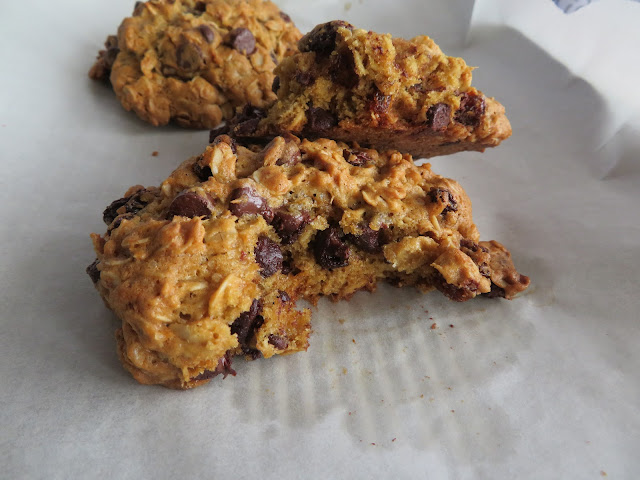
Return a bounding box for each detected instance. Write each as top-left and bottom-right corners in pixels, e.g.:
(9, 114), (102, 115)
(1, 1), (639, 478)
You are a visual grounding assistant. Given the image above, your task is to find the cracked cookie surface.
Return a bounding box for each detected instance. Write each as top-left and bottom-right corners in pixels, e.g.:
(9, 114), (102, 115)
(88, 134), (529, 389)
(89, 0), (301, 128)
(228, 21), (511, 158)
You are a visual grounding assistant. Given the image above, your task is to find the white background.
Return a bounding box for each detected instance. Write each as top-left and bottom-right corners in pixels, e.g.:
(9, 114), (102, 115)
(1, 0), (639, 478)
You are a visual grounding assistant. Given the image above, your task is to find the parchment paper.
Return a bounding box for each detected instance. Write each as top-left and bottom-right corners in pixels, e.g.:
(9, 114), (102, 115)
(1, 1), (639, 478)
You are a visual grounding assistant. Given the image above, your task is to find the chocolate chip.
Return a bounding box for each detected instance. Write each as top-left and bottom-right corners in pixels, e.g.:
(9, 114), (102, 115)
(306, 107), (337, 132)
(193, 160), (213, 181)
(330, 51), (358, 88)
(103, 190), (149, 225)
(194, 351), (237, 380)
(272, 210), (309, 244)
(227, 28), (256, 55)
(86, 259), (100, 284)
(428, 187), (458, 215)
(278, 291), (291, 302)
(198, 25), (215, 43)
(194, 1), (207, 13)
(436, 277), (479, 302)
(368, 90), (391, 116)
(167, 191), (213, 218)
(231, 299), (264, 348)
(268, 334), (289, 350)
(176, 42), (205, 71)
(484, 284), (506, 299)
(454, 92), (485, 127)
(209, 124), (230, 142)
(426, 103), (451, 130)
(281, 254), (299, 275)
(272, 76), (280, 93)
(299, 21), (353, 55)
(343, 149), (372, 167)
(254, 236), (283, 277)
(279, 11), (292, 23)
(228, 186), (274, 222)
(228, 104), (266, 136)
(313, 226), (350, 270)
(295, 71), (315, 86)
(348, 223), (386, 253)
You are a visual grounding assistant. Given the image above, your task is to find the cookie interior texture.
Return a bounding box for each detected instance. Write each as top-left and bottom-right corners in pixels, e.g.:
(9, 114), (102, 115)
(88, 135), (529, 389)
(226, 20), (511, 159)
(89, 0), (301, 128)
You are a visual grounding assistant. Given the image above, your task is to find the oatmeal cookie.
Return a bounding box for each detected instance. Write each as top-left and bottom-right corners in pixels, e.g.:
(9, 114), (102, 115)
(88, 134), (529, 389)
(224, 21), (511, 158)
(89, 0), (301, 128)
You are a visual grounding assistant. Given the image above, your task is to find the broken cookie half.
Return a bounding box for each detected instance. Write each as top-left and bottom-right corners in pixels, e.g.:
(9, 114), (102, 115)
(88, 134), (528, 389)
(221, 21), (512, 159)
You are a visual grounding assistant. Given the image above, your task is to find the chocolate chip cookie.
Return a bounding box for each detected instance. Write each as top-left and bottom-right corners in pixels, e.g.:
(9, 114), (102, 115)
(225, 21), (511, 158)
(89, 0), (301, 128)
(88, 134), (529, 389)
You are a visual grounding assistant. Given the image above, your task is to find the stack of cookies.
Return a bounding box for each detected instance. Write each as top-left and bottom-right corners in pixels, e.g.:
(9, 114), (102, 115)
(88, 0), (529, 389)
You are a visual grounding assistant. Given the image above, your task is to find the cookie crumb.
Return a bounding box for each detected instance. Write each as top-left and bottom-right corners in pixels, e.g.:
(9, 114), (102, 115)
(151, 151), (159, 157)
(449, 324), (455, 328)
(430, 323), (437, 329)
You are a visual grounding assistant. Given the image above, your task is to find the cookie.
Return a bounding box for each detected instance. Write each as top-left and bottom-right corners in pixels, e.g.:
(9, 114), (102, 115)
(88, 134), (529, 389)
(89, 0), (301, 128)
(224, 21), (511, 159)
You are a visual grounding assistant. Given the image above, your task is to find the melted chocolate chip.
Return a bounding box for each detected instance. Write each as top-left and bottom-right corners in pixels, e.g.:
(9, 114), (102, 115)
(254, 236), (283, 277)
(306, 107), (337, 132)
(330, 51), (358, 88)
(348, 224), (385, 253)
(228, 186), (274, 222)
(272, 210), (310, 244)
(198, 25), (215, 43)
(428, 187), (458, 215)
(193, 161), (213, 181)
(194, 352), (236, 380)
(231, 299), (264, 348)
(228, 105), (266, 136)
(268, 334), (289, 350)
(484, 284), (506, 299)
(227, 28), (256, 55)
(313, 226), (350, 270)
(176, 42), (205, 71)
(103, 190), (149, 225)
(343, 149), (372, 167)
(272, 76), (280, 93)
(209, 124), (230, 142)
(426, 103), (451, 130)
(86, 259), (100, 284)
(299, 21), (353, 55)
(436, 277), (479, 302)
(295, 71), (315, 86)
(167, 191), (213, 218)
(455, 92), (485, 127)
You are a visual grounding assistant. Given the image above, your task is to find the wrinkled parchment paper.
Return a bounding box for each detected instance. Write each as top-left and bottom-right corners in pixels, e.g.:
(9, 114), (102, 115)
(1, 0), (639, 478)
